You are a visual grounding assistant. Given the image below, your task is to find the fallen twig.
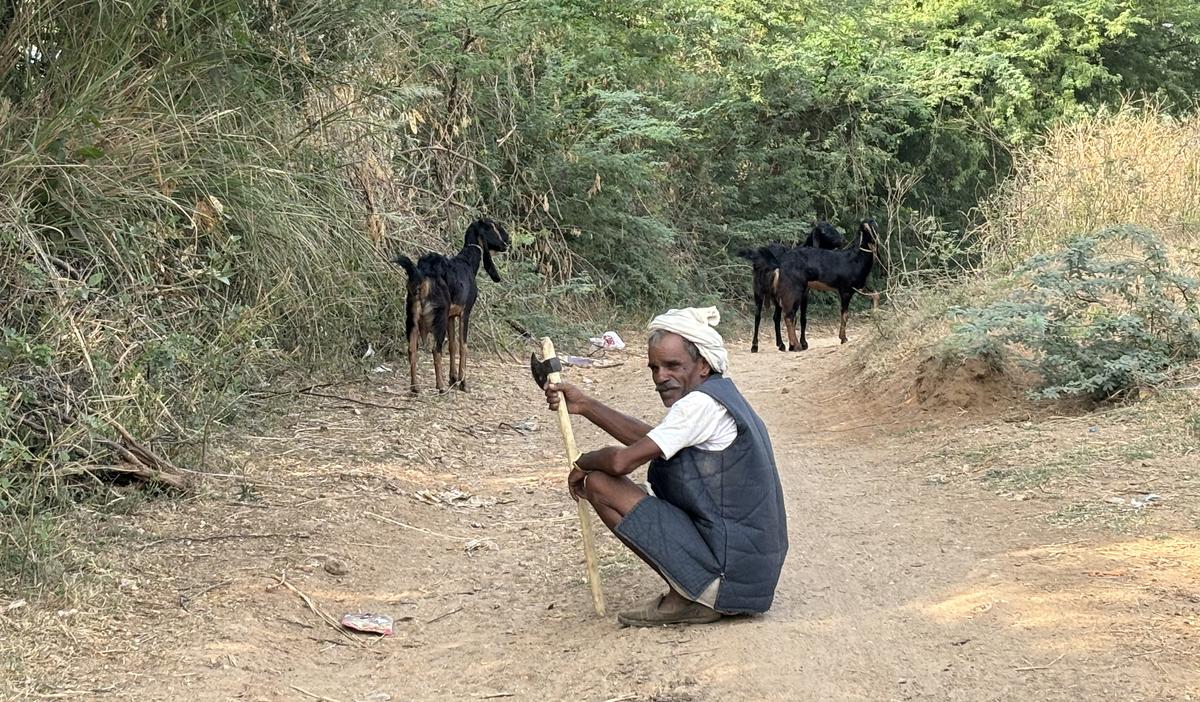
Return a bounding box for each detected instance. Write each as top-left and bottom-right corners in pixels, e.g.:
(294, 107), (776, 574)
(252, 379), (353, 397)
(178, 579), (233, 611)
(426, 606), (463, 624)
(273, 573), (361, 646)
(32, 689), (116, 700)
(289, 685), (346, 702)
(649, 646), (719, 661)
(306, 635), (350, 647)
(366, 512), (473, 541)
(107, 416), (184, 473)
(1015, 653), (1065, 672)
(86, 455), (191, 489)
(143, 532), (309, 549)
(798, 417), (907, 434)
(300, 389), (416, 412)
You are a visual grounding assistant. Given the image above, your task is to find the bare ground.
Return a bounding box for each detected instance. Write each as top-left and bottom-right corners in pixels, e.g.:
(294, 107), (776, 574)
(3, 325), (1198, 701)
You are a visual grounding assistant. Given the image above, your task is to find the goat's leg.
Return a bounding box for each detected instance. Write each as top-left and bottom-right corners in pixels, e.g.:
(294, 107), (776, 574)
(447, 315), (459, 388)
(432, 325), (448, 393)
(839, 290), (853, 344)
(457, 310), (471, 392)
(751, 292), (764, 353)
(786, 299), (803, 351)
(797, 288), (810, 351)
(433, 350), (446, 392)
(407, 328), (420, 395)
(773, 302), (785, 351)
(779, 288), (799, 351)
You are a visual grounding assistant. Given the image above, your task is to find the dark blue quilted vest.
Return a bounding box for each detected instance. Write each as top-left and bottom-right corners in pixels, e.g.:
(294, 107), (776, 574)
(616, 375), (789, 614)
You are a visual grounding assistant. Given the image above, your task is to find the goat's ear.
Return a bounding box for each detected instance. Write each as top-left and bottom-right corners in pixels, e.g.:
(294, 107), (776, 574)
(482, 245), (501, 282)
(465, 219), (483, 246)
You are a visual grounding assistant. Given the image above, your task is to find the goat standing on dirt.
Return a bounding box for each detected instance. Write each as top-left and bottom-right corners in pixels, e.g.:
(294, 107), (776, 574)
(392, 218), (510, 394)
(776, 219), (881, 351)
(736, 222), (847, 352)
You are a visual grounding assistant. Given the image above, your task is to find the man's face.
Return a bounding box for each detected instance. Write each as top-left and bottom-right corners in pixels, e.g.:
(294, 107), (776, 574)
(647, 333), (711, 407)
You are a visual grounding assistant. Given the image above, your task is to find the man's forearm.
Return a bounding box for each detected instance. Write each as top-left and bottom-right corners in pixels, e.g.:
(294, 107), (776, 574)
(577, 436), (662, 477)
(576, 446), (625, 475)
(580, 398), (654, 446)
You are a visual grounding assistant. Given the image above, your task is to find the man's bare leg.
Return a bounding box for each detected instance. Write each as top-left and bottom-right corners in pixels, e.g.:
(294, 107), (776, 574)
(578, 472), (699, 613)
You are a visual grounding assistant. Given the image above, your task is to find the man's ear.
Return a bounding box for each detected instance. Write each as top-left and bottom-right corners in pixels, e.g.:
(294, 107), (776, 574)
(699, 358), (712, 377)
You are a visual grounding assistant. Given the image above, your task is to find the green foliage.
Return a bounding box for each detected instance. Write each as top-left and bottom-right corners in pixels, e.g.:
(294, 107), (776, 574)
(945, 226), (1200, 400)
(889, 0), (1200, 220)
(373, 0), (1200, 309)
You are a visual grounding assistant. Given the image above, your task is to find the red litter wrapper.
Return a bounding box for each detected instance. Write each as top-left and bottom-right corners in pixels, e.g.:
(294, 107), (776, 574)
(340, 612), (394, 636)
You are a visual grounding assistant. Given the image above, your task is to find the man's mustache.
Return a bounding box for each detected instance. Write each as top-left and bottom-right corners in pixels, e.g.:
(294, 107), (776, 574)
(655, 382), (680, 394)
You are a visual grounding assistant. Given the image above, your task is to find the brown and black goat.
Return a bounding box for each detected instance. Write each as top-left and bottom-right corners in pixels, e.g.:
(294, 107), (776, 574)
(736, 221), (848, 352)
(392, 218), (510, 394)
(776, 219), (881, 351)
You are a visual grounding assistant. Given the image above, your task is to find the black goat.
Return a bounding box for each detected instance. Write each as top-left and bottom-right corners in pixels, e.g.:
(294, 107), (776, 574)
(776, 219), (880, 351)
(801, 221), (847, 249)
(393, 218), (510, 394)
(736, 222), (848, 352)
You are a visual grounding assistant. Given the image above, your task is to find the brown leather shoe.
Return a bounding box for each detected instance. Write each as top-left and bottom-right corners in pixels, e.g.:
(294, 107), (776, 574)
(617, 593), (722, 627)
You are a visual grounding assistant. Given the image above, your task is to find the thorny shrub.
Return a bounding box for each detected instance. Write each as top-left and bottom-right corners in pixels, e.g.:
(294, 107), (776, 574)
(944, 226), (1200, 401)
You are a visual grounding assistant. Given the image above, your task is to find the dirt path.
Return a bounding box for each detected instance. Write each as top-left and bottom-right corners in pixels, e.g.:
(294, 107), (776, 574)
(24, 329), (1200, 701)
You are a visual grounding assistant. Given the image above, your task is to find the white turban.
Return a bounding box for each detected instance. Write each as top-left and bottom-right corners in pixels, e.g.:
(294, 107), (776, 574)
(647, 306), (729, 376)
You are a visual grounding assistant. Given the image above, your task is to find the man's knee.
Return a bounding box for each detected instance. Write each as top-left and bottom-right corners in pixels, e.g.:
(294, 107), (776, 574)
(582, 472), (646, 516)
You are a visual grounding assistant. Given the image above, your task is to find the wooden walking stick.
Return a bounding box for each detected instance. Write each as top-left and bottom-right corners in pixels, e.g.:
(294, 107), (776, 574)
(530, 337), (606, 615)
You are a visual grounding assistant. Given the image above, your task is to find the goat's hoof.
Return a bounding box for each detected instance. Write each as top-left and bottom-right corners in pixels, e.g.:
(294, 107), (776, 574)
(409, 386), (419, 396)
(840, 338), (848, 344)
(750, 346), (758, 353)
(776, 345), (785, 352)
(456, 380), (468, 392)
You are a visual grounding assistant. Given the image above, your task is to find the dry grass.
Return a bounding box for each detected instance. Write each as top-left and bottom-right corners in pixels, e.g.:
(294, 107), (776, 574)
(979, 102), (1200, 272)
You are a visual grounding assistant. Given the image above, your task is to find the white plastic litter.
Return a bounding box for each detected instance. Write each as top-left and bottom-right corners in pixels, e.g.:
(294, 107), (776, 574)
(1129, 493), (1162, 509)
(1105, 493), (1162, 510)
(588, 331), (625, 350)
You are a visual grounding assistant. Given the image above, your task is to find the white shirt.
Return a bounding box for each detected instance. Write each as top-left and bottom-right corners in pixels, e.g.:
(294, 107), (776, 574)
(646, 391), (738, 460)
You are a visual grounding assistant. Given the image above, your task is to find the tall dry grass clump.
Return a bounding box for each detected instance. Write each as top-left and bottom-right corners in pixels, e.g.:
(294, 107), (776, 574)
(0, 0), (543, 591)
(979, 103), (1200, 271)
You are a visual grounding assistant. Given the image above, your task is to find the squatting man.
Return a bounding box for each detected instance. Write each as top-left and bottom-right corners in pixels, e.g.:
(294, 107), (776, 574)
(544, 307), (788, 626)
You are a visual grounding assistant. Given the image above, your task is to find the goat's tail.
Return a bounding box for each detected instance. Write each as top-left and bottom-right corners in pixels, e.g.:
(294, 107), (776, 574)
(392, 255), (431, 334)
(392, 254), (421, 282)
(392, 254), (433, 307)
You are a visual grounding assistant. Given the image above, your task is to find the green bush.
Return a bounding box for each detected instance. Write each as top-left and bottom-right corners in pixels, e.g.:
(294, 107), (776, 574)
(944, 226), (1200, 400)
